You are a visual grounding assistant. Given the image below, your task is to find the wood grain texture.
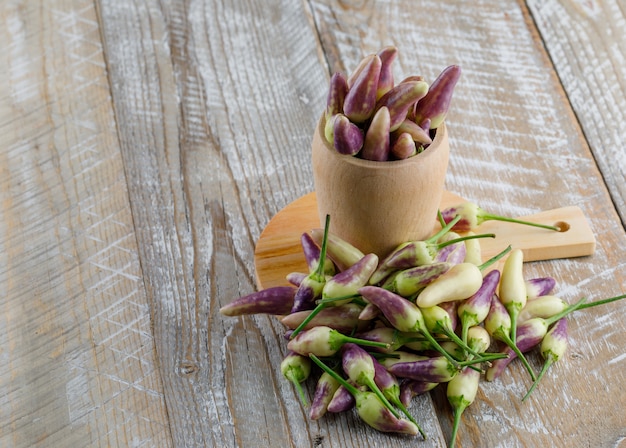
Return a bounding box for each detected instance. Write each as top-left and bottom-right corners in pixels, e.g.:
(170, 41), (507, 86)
(3, 0), (624, 446)
(0, 0), (170, 447)
(527, 0), (626, 225)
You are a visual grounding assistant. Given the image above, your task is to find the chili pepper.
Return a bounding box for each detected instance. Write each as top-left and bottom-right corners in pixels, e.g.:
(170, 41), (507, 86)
(357, 302), (381, 321)
(341, 343), (405, 422)
(358, 286), (465, 367)
(280, 351), (312, 406)
(219, 285), (296, 316)
(368, 241), (412, 286)
(374, 80), (429, 131)
(327, 382), (357, 413)
(376, 46), (398, 99)
(457, 269), (500, 347)
(439, 300), (459, 332)
(399, 380), (439, 407)
(462, 231), (483, 265)
(388, 356), (460, 383)
(485, 317), (549, 382)
(390, 262), (452, 297)
(386, 231), (493, 270)
(286, 271), (306, 287)
(446, 366), (480, 448)
(440, 202), (561, 232)
(393, 118), (432, 145)
(517, 295), (568, 323)
(465, 325), (492, 356)
(522, 318), (568, 401)
(390, 132), (416, 160)
(332, 113), (364, 155)
(377, 350), (429, 369)
(287, 325), (390, 357)
(355, 327), (434, 353)
(291, 216), (332, 313)
(300, 232), (336, 275)
(310, 228), (365, 272)
(499, 248), (527, 344)
(415, 263), (484, 308)
(525, 276), (557, 299)
(372, 357), (426, 438)
(310, 354), (420, 435)
(360, 106), (391, 161)
(343, 54), (382, 123)
(309, 370), (342, 420)
(483, 293), (537, 381)
(281, 303), (369, 334)
(421, 305), (500, 361)
(289, 253), (378, 338)
(324, 113), (339, 144)
(434, 237), (467, 265)
(413, 65), (461, 130)
(325, 72), (348, 121)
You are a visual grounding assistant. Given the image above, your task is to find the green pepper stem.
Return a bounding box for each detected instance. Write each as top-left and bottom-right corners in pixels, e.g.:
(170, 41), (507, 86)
(499, 331), (537, 381)
(309, 354), (359, 396)
(427, 214), (462, 243)
(522, 359), (554, 402)
(448, 403), (468, 448)
(392, 396), (426, 439)
(544, 297), (587, 326)
(437, 233), (495, 250)
(313, 214), (332, 282)
(363, 377), (402, 420)
(482, 213), (560, 232)
(478, 245), (512, 271)
(574, 294), (626, 311)
(340, 334), (390, 350)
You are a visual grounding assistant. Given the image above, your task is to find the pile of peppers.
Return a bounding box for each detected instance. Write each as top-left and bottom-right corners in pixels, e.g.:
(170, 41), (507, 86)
(220, 208), (626, 447)
(323, 46), (460, 161)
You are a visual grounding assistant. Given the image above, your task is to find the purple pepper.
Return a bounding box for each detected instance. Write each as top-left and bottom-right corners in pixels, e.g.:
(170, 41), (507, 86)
(413, 65), (461, 130)
(332, 113), (364, 156)
(389, 356), (458, 383)
(525, 277), (557, 299)
(310, 228), (365, 272)
(376, 46), (398, 99)
(391, 262), (452, 298)
(522, 318), (569, 401)
(281, 303), (369, 334)
(360, 106), (391, 161)
(390, 132), (417, 160)
(285, 271), (306, 287)
(287, 325), (389, 357)
(322, 253), (379, 303)
(219, 286), (297, 316)
(309, 370), (341, 420)
(393, 119), (433, 145)
(327, 382), (357, 413)
(375, 80), (429, 131)
(325, 72), (348, 119)
(343, 54), (382, 123)
(400, 379), (439, 407)
(300, 232), (335, 275)
(485, 317), (549, 381)
(457, 269), (501, 344)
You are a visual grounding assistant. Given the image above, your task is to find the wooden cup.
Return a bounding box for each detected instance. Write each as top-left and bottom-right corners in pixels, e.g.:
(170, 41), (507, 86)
(311, 116), (450, 258)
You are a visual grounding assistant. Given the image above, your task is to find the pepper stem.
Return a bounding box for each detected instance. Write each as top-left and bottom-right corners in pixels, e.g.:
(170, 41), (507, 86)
(309, 354), (360, 396)
(482, 213), (560, 232)
(522, 358), (554, 401)
(499, 331), (537, 381)
(427, 214), (462, 243)
(436, 233), (495, 250)
(313, 214), (332, 282)
(574, 293), (626, 311)
(478, 245), (512, 271)
(448, 403), (467, 448)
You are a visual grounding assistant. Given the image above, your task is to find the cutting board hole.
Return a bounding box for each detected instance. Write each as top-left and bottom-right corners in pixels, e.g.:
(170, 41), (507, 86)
(554, 221), (570, 232)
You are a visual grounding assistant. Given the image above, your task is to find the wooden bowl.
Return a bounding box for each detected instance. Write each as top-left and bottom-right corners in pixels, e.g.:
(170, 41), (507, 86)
(311, 116), (450, 258)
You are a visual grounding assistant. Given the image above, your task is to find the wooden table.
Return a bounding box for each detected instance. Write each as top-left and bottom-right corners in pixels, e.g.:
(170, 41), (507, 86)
(2, 1), (625, 447)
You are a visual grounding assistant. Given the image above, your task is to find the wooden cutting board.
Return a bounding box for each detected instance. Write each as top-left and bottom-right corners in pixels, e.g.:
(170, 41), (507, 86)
(254, 191), (596, 290)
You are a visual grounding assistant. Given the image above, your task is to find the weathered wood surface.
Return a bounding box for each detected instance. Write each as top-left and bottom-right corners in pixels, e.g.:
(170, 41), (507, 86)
(1, 0), (625, 447)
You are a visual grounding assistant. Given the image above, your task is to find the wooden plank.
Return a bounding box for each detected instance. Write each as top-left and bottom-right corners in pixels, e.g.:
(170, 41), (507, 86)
(0, 1), (171, 447)
(527, 0), (626, 224)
